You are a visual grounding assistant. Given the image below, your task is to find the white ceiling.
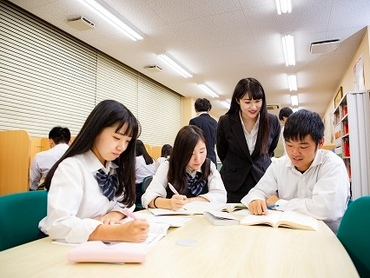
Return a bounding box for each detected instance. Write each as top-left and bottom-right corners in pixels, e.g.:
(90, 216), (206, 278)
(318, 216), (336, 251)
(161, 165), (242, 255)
(8, 0), (370, 119)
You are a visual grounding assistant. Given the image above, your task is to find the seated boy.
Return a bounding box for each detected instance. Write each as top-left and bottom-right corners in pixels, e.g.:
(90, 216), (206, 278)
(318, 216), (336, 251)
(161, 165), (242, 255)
(241, 109), (350, 233)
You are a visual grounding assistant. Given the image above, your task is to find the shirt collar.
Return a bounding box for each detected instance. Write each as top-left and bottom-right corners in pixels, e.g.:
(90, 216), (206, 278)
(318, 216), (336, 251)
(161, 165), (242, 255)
(84, 150), (118, 174)
(286, 149), (323, 171)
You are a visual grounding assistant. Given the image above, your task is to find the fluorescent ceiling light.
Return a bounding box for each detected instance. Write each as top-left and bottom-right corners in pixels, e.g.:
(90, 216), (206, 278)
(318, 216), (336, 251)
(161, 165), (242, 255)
(288, 74), (297, 91)
(275, 0), (292, 15)
(221, 100), (230, 109)
(198, 84), (219, 98)
(291, 95), (299, 106)
(157, 53), (193, 78)
(282, 35), (295, 66)
(292, 107), (299, 112)
(78, 0), (143, 41)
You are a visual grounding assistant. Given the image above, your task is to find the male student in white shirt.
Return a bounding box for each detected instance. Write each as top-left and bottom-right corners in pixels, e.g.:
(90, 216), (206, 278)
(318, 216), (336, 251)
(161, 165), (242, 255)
(241, 109), (350, 233)
(29, 126), (71, 190)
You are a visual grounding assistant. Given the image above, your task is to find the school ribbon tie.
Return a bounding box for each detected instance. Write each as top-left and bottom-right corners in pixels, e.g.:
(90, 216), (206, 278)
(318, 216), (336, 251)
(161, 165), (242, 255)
(187, 171), (206, 196)
(96, 169), (117, 201)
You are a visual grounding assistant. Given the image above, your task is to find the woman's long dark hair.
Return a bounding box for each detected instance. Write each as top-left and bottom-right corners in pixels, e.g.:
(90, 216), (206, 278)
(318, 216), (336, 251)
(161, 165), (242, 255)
(136, 140), (154, 165)
(227, 77), (270, 154)
(44, 100), (140, 207)
(167, 125), (210, 194)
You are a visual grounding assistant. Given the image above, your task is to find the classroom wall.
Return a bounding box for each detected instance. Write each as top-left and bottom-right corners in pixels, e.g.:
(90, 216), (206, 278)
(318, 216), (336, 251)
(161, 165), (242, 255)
(323, 26), (370, 144)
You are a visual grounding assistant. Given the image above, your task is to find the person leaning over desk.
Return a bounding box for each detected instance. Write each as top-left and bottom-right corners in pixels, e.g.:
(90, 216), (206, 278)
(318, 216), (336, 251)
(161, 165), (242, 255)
(142, 125), (226, 210)
(216, 77), (281, 203)
(29, 126), (71, 191)
(241, 109), (350, 233)
(39, 100), (149, 244)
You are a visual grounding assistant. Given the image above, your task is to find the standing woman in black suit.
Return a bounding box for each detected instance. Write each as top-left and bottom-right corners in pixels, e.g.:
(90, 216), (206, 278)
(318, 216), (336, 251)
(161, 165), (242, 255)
(217, 78), (281, 202)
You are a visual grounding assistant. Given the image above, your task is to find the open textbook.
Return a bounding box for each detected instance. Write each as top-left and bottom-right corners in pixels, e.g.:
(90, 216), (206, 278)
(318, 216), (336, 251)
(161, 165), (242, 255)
(149, 201), (246, 216)
(240, 210), (318, 231)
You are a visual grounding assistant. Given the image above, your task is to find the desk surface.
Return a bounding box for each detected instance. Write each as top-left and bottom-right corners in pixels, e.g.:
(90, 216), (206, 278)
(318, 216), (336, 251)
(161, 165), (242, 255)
(0, 214), (358, 278)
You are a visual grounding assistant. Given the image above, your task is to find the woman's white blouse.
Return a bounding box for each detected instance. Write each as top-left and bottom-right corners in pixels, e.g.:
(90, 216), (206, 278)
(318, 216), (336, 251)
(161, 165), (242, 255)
(141, 160), (227, 208)
(39, 150), (132, 243)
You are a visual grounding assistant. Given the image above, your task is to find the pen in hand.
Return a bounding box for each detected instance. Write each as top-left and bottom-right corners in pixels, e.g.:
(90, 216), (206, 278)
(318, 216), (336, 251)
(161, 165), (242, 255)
(124, 207), (139, 221)
(267, 204), (279, 210)
(168, 182), (180, 195)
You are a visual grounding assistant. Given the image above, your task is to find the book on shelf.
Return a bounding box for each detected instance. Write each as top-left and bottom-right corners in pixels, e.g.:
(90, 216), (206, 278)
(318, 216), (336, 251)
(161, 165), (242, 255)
(203, 211), (240, 226)
(149, 201), (247, 216)
(240, 210), (318, 231)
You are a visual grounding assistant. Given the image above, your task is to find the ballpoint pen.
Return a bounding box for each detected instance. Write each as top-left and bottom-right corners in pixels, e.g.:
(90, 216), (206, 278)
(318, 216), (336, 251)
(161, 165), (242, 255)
(124, 207), (139, 221)
(267, 204), (279, 209)
(168, 183), (180, 195)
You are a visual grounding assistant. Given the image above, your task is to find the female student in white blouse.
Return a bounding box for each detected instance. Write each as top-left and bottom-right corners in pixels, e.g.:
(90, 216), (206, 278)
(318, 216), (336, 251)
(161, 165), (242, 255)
(39, 100), (149, 244)
(142, 125), (227, 210)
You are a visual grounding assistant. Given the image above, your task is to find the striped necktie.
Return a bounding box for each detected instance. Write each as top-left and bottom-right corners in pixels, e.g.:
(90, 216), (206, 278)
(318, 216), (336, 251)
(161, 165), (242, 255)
(96, 169), (117, 201)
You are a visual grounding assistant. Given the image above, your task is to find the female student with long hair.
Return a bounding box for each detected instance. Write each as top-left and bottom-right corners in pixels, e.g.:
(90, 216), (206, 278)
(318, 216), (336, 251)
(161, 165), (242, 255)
(39, 100), (149, 243)
(142, 125), (226, 210)
(217, 78), (281, 203)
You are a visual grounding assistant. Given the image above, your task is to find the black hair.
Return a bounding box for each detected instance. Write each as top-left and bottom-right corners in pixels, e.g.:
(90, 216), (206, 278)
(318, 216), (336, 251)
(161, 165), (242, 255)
(161, 144), (173, 158)
(167, 125), (210, 194)
(44, 100), (140, 207)
(278, 107), (293, 121)
(49, 126), (71, 144)
(283, 109), (324, 145)
(194, 98), (212, 112)
(136, 140), (154, 165)
(226, 77), (270, 154)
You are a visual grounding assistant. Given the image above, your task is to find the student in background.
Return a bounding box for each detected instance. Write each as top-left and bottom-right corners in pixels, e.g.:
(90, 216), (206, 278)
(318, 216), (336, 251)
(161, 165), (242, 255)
(189, 98), (218, 165)
(39, 100), (149, 243)
(29, 126), (71, 191)
(135, 140), (156, 205)
(241, 109), (350, 233)
(278, 107), (294, 155)
(217, 77), (281, 203)
(155, 144), (173, 170)
(142, 125), (226, 210)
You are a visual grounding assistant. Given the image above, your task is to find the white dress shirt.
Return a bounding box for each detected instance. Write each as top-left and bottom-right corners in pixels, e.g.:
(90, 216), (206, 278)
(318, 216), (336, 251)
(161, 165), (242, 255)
(239, 112), (260, 155)
(29, 143), (69, 190)
(135, 155), (156, 184)
(241, 149), (350, 231)
(142, 160), (227, 208)
(155, 156), (169, 170)
(39, 150), (133, 243)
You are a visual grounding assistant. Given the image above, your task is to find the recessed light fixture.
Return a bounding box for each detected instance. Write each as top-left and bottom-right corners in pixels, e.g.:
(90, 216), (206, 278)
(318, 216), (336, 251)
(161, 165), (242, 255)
(291, 95), (299, 106)
(157, 53), (193, 78)
(77, 0), (143, 41)
(275, 0), (292, 14)
(198, 84), (219, 98)
(282, 35), (295, 66)
(288, 74), (297, 91)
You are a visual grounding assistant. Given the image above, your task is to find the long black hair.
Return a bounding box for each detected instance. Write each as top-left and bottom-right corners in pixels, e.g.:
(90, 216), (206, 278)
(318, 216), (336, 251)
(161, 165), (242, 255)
(136, 140), (154, 165)
(227, 77), (270, 154)
(44, 100), (140, 207)
(167, 125), (210, 194)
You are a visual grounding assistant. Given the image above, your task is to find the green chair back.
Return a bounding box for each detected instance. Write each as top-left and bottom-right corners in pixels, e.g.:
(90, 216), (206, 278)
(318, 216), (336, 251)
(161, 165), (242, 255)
(0, 190), (47, 251)
(337, 196), (370, 277)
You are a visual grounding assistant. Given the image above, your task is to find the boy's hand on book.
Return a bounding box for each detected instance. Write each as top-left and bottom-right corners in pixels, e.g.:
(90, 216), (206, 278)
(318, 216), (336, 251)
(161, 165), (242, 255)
(266, 195), (279, 207)
(248, 200), (268, 215)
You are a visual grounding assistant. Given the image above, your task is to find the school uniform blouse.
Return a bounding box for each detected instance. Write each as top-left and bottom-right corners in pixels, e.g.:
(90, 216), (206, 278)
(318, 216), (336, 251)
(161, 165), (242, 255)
(135, 155), (156, 184)
(141, 160), (227, 208)
(29, 143), (69, 190)
(241, 149), (350, 232)
(39, 150), (132, 243)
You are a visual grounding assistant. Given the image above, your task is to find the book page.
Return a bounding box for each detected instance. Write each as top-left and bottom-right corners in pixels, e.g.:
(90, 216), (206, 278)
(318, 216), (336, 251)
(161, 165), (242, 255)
(148, 208), (193, 216)
(240, 210), (282, 227)
(277, 211), (318, 231)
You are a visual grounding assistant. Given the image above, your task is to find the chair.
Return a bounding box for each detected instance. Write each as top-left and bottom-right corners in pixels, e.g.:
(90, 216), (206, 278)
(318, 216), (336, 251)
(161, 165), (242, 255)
(337, 196), (370, 277)
(0, 190), (47, 251)
(141, 176), (153, 193)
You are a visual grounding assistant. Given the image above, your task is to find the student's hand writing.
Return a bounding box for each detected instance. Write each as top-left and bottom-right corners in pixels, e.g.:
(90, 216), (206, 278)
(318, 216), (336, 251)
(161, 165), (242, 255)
(248, 200), (268, 215)
(170, 194), (187, 210)
(98, 211), (124, 224)
(119, 220), (149, 243)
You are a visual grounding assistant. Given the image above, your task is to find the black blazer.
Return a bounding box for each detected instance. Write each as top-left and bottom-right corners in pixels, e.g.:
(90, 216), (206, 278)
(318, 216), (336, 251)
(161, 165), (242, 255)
(216, 113), (280, 193)
(189, 113), (218, 165)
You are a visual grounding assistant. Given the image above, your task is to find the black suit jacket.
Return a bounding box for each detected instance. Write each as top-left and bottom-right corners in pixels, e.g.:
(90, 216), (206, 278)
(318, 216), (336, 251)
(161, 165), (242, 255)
(216, 113), (280, 198)
(189, 113), (218, 165)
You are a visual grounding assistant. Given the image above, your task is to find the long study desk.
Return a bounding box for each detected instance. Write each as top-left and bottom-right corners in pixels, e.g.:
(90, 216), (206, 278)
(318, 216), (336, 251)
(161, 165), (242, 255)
(0, 214), (358, 278)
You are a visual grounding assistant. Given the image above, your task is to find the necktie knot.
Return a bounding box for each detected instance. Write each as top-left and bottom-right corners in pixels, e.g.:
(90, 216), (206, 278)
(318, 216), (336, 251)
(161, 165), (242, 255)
(187, 171), (207, 196)
(96, 169), (117, 201)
